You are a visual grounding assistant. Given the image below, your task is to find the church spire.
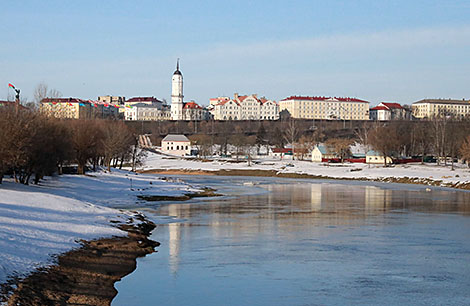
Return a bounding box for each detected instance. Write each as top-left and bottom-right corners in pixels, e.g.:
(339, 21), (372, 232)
(173, 58), (182, 76)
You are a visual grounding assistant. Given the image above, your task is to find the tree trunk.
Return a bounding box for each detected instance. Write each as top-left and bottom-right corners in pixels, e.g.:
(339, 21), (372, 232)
(34, 173), (41, 185)
(78, 163), (85, 175)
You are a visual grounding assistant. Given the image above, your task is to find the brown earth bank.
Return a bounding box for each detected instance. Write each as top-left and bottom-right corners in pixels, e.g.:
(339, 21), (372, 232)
(140, 168), (470, 191)
(1, 217), (159, 306)
(137, 187), (221, 202)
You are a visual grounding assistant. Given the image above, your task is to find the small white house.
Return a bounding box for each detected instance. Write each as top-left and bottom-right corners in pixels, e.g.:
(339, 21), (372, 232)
(311, 145), (338, 162)
(366, 150), (393, 164)
(161, 134), (191, 156)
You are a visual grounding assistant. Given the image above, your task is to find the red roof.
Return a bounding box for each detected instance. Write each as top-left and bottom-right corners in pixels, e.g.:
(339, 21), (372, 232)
(272, 148), (292, 153)
(281, 96), (369, 103)
(217, 99), (239, 106)
(183, 101), (202, 109)
(380, 102), (403, 109)
(41, 98), (86, 103)
(127, 97), (162, 103)
(370, 106), (388, 111)
(237, 95), (248, 102)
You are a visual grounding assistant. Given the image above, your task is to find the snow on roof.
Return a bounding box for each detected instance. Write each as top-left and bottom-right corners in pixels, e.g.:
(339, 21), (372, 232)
(162, 134), (190, 142)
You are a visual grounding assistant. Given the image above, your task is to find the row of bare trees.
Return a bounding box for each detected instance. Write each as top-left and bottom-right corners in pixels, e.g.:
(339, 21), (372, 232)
(185, 117), (470, 167)
(362, 119), (470, 167)
(0, 106), (145, 185)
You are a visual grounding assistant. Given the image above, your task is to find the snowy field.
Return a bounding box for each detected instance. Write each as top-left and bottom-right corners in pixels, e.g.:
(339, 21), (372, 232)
(0, 169), (203, 286)
(142, 152), (470, 186)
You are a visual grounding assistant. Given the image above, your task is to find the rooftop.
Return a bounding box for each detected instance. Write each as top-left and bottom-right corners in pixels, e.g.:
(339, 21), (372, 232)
(162, 134), (190, 142)
(127, 97), (163, 103)
(413, 99), (470, 105)
(281, 96), (369, 103)
(380, 102), (403, 109)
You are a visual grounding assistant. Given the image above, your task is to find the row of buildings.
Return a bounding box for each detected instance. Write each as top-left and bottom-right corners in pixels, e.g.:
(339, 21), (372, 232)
(37, 60), (469, 121)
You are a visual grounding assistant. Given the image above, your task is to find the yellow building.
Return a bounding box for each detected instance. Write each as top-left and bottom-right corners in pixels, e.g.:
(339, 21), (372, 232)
(279, 96), (369, 120)
(40, 98), (119, 119)
(412, 99), (470, 119)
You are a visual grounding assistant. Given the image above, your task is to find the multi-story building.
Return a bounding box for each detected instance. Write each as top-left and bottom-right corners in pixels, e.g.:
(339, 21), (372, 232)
(98, 95), (126, 105)
(182, 101), (208, 121)
(211, 93), (279, 120)
(40, 98), (119, 119)
(412, 99), (470, 119)
(370, 102), (407, 121)
(279, 96), (369, 120)
(126, 96), (164, 107)
(124, 103), (171, 121)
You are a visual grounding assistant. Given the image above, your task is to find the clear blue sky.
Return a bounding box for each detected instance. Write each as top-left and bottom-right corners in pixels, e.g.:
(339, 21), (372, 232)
(1, 0), (469, 106)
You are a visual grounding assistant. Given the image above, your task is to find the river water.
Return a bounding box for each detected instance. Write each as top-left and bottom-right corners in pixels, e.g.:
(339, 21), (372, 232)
(113, 176), (470, 306)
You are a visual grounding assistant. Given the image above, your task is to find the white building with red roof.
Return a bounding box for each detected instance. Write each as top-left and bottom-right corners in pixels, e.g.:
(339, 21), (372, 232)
(211, 93), (279, 121)
(370, 102), (406, 121)
(279, 96), (370, 120)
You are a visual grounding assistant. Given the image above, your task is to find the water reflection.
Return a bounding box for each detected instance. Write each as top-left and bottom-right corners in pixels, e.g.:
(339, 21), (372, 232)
(114, 178), (470, 306)
(156, 181), (470, 276)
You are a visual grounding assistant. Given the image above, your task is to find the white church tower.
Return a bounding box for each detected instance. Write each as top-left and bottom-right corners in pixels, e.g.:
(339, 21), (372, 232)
(171, 59), (184, 120)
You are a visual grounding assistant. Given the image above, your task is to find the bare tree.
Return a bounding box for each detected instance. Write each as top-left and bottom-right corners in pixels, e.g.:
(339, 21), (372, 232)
(413, 121), (432, 164)
(34, 82), (62, 104)
(325, 138), (353, 163)
(460, 135), (470, 167)
(189, 134), (212, 158)
(283, 119), (299, 160)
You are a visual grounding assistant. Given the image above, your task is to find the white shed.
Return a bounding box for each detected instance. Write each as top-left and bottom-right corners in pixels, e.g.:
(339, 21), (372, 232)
(366, 150), (393, 164)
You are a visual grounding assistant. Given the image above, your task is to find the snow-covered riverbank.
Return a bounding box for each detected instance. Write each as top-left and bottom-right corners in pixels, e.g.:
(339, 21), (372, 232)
(141, 153), (470, 188)
(0, 169), (203, 288)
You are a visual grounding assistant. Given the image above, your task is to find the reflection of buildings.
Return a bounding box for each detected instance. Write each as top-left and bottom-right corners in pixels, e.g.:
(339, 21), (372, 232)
(168, 205), (182, 275)
(365, 186), (392, 211)
(159, 181), (470, 275)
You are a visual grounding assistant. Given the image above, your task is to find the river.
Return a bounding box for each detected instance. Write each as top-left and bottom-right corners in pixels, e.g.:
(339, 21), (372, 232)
(113, 176), (470, 305)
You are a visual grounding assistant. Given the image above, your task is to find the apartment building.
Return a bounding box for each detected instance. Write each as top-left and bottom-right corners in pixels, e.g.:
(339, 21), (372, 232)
(412, 99), (470, 119)
(279, 96), (369, 120)
(211, 93), (279, 120)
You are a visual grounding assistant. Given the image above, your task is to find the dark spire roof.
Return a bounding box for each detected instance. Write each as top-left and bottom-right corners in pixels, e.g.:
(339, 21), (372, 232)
(173, 58), (182, 76)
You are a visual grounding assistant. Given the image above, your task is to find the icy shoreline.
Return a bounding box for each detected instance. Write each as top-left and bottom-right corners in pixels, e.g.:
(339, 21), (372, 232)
(141, 153), (470, 190)
(0, 169), (204, 298)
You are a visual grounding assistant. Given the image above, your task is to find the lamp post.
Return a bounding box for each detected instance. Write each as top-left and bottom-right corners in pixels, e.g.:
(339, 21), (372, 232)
(338, 105), (349, 129)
